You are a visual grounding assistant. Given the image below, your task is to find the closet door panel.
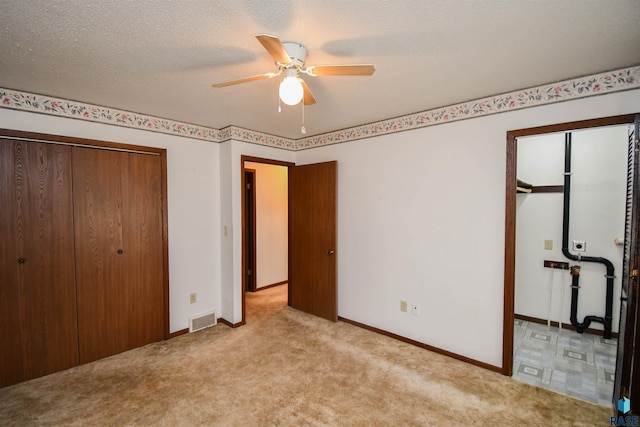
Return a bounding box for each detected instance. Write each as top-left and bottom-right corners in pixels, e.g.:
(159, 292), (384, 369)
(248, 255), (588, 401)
(121, 153), (164, 348)
(74, 148), (165, 364)
(73, 147), (128, 364)
(0, 141), (24, 387)
(16, 141), (78, 378)
(0, 140), (78, 386)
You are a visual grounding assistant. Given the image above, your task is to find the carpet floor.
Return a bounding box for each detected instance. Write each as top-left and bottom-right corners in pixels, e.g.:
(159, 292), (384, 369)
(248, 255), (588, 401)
(0, 284), (613, 426)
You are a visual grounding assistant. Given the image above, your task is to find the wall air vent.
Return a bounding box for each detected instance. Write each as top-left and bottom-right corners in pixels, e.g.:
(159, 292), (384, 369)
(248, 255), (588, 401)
(189, 311), (217, 333)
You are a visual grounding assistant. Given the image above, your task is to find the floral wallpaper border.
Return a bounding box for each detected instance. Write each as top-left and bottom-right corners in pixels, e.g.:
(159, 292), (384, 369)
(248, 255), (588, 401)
(1, 65), (638, 151)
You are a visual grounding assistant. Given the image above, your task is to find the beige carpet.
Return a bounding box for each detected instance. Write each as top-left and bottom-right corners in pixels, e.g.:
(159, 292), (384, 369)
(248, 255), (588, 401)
(0, 284), (612, 426)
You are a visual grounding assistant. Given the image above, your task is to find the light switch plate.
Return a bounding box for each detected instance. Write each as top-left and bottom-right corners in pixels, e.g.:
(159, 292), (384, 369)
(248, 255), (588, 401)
(400, 300), (407, 313)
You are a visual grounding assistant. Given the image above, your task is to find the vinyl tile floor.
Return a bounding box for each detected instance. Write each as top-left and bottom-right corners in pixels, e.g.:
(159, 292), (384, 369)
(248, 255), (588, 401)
(512, 319), (618, 407)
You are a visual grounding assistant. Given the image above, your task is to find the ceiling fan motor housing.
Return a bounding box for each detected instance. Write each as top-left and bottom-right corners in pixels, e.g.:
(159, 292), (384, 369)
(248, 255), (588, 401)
(282, 42), (307, 67)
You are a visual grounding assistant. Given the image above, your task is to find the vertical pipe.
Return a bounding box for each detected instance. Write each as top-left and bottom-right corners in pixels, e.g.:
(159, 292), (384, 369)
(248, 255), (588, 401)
(562, 132), (614, 339)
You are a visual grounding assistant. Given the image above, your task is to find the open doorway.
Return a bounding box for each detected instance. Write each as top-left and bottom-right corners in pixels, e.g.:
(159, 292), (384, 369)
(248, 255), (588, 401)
(240, 157), (339, 325)
(513, 124), (628, 405)
(503, 114), (639, 409)
(241, 156), (293, 324)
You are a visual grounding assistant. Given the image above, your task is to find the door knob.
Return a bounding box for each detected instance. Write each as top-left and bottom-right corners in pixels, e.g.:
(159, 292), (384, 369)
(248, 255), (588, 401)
(327, 250), (335, 255)
(18, 258), (25, 264)
(117, 249), (124, 254)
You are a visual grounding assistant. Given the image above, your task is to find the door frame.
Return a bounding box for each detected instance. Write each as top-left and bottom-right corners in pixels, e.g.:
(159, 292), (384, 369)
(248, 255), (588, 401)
(502, 114), (637, 376)
(240, 156), (295, 325)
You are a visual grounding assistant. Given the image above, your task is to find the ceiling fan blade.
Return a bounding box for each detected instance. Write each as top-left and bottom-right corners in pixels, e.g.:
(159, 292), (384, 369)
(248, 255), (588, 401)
(305, 64), (375, 77)
(255, 34), (292, 65)
(299, 79), (316, 105)
(212, 72), (278, 88)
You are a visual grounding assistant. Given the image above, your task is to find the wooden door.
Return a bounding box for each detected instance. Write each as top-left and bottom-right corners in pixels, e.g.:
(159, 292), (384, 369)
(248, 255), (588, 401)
(288, 161), (337, 321)
(0, 140), (78, 387)
(73, 147), (164, 364)
(615, 115), (640, 413)
(73, 147), (127, 363)
(120, 151), (164, 349)
(0, 140), (22, 387)
(244, 169), (257, 292)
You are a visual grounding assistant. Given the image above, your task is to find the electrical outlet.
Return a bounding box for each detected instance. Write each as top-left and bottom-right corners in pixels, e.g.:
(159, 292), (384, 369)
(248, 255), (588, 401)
(572, 240), (586, 252)
(190, 293), (197, 304)
(400, 300), (408, 313)
(412, 304), (420, 316)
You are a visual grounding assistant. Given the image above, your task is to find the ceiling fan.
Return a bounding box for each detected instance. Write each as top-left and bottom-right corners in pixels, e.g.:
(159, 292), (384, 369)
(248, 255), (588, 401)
(212, 34), (375, 107)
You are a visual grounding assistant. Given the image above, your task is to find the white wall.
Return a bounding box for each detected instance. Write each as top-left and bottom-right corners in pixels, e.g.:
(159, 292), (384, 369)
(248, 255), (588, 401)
(2, 87), (638, 368)
(515, 126), (628, 332)
(244, 162), (288, 289)
(0, 108), (221, 334)
(295, 89), (640, 367)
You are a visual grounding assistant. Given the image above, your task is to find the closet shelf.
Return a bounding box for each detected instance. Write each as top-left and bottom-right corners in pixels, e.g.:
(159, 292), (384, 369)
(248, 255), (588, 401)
(516, 179), (564, 194)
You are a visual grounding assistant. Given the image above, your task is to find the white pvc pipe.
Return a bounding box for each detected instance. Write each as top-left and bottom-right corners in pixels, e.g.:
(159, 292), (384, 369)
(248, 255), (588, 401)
(547, 268), (554, 329)
(559, 269), (566, 333)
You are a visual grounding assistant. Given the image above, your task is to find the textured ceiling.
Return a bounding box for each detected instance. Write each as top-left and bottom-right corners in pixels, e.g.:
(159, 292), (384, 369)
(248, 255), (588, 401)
(1, 1), (639, 139)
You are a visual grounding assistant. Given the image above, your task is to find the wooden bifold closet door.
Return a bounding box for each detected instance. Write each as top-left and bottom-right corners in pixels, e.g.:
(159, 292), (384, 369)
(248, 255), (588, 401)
(1, 132), (167, 388)
(73, 147), (164, 364)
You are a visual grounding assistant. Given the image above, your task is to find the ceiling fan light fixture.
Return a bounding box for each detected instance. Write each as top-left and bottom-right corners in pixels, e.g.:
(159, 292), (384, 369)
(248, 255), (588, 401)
(279, 69), (303, 106)
(212, 34), (375, 112)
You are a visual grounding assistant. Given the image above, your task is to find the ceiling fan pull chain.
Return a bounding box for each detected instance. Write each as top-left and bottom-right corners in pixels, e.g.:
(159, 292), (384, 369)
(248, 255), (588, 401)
(278, 74), (283, 112)
(301, 100), (306, 134)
